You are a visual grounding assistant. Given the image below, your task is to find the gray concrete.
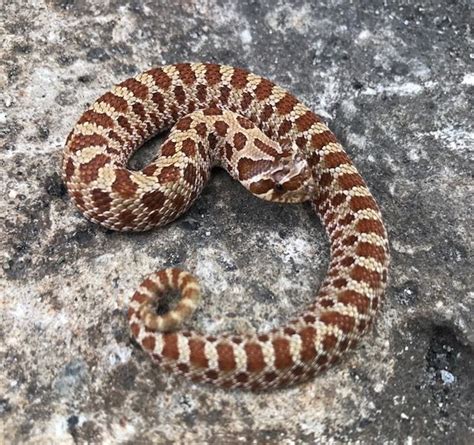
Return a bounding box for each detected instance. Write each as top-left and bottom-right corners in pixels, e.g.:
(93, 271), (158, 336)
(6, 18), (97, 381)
(1, 0), (472, 443)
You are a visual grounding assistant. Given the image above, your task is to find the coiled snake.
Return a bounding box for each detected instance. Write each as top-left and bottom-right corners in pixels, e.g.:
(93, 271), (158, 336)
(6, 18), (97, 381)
(63, 63), (389, 390)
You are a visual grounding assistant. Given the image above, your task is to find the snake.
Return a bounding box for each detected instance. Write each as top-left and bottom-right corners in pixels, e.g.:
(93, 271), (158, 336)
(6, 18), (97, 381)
(63, 63), (389, 390)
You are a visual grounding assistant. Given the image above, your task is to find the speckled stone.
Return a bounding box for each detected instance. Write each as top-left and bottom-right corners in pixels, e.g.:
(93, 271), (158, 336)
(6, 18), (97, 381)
(1, 0), (472, 443)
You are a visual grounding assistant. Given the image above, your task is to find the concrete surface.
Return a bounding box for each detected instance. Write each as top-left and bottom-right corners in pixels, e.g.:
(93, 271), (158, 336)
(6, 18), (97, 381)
(1, 0), (473, 443)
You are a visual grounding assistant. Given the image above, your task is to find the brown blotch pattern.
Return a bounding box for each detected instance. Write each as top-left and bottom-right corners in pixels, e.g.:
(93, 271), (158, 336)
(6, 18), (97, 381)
(177, 363), (190, 374)
(295, 111), (319, 132)
(276, 93), (298, 114)
(175, 63), (197, 85)
(350, 195), (378, 212)
(162, 334), (179, 360)
(204, 64), (222, 85)
(249, 178), (274, 195)
(240, 92), (253, 110)
(245, 342), (266, 372)
(340, 213), (355, 226)
(320, 172), (332, 188)
(254, 138), (279, 157)
(130, 323), (140, 338)
(72, 191), (85, 210)
(69, 133), (108, 153)
(236, 115), (255, 129)
(230, 67), (249, 89)
(357, 219), (386, 236)
(112, 170), (138, 198)
(158, 166), (181, 183)
(238, 158), (273, 181)
(174, 85), (186, 105)
(195, 122), (208, 138)
(322, 333), (338, 352)
(310, 132), (337, 151)
(331, 193), (347, 207)
(260, 104), (274, 122)
(161, 140), (177, 156)
(225, 143), (233, 162)
(91, 188), (112, 212)
(338, 290), (370, 314)
(64, 158), (75, 180)
(132, 102), (149, 125)
(99, 92), (128, 113)
(118, 209), (136, 226)
(183, 164), (197, 185)
(79, 154), (110, 183)
(119, 78), (149, 100)
(272, 338), (293, 369)
(146, 68), (172, 89)
(78, 110), (114, 129)
(196, 84), (208, 103)
(142, 336), (156, 352)
(151, 91), (165, 112)
(235, 372), (249, 383)
(356, 242), (386, 263)
(117, 115), (133, 135)
(320, 312), (356, 335)
(254, 78), (274, 100)
(299, 327), (317, 362)
(324, 151), (351, 169)
(141, 189), (166, 211)
(142, 164), (158, 176)
(216, 343), (236, 372)
(214, 120), (229, 137)
(176, 116), (192, 131)
(233, 132), (247, 150)
(350, 265), (381, 288)
(203, 107), (223, 116)
(278, 120), (292, 137)
(181, 138), (196, 157)
(338, 173), (365, 190)
(339, 256), (355, 267)
(189, 338), (209, 368)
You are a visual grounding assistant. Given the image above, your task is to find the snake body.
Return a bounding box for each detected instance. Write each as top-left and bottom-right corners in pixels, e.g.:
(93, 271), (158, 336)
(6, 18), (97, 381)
(63, 63), (389, 390)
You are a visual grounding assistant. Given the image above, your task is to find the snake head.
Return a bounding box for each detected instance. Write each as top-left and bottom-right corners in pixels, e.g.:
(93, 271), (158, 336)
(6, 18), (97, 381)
(246, 147), (316, 203)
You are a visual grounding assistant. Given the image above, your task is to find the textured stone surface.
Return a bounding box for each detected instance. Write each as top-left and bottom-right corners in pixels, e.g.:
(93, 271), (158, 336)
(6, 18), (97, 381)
(1, 0), (472, 443)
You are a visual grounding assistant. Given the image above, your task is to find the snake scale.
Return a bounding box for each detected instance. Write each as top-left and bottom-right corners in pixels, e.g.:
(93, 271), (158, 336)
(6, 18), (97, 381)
(63, 63), (389, 390)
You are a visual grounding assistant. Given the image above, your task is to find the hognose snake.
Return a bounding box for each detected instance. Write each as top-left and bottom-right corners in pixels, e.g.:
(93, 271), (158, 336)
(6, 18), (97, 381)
(63, 63), (389, 390)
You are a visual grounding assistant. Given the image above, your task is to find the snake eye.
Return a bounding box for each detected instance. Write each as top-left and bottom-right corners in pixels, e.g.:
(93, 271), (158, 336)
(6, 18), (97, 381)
(275, 183), (284, 192)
